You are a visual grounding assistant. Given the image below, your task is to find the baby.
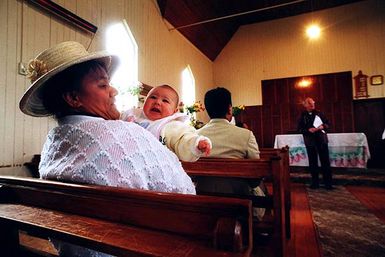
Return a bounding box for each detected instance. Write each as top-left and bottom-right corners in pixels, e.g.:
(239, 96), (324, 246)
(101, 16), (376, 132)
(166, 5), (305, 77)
(121, 85), (211, 162)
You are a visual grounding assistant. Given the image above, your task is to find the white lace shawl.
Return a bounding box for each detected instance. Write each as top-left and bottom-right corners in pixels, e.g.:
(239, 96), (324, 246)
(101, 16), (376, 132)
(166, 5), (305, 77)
(39, 115), (195, 194)
(40, 115), (196, 257)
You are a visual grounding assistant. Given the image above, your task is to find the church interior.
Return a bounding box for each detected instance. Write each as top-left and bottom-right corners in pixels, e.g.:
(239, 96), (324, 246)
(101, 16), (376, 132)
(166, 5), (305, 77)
(0, 0), (384, 256)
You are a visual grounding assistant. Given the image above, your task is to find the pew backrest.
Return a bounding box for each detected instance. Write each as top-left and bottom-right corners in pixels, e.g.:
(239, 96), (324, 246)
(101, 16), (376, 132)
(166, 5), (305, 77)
(181, 152), (289, 257)
(260, 147), (291, 239)
(0, 176), (253, 257)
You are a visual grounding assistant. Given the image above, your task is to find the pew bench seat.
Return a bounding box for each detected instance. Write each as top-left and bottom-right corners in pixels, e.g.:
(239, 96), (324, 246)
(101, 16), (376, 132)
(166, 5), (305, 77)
(0, 176), (253, 257)
(182, 154), (289, 257)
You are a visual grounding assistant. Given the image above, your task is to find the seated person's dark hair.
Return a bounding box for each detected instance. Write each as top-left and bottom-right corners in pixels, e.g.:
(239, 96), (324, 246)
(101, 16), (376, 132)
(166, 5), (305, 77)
(42, 60), (106, 120)
(204, 87), (232, 119)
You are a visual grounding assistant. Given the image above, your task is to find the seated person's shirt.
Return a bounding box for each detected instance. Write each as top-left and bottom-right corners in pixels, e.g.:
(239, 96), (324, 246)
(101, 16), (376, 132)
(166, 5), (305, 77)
(121, 108), (211, 162)
(198, 119), (260, 159)
(197, 118), (264, 220)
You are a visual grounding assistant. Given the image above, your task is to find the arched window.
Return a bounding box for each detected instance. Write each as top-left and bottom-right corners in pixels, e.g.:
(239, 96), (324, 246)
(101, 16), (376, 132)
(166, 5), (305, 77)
(181, 65), (195, 106)
(106, 20), (139, 110)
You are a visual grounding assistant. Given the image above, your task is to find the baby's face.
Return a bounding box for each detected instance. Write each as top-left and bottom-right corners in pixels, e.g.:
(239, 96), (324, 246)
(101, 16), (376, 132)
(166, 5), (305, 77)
(143, 87), (178, 120)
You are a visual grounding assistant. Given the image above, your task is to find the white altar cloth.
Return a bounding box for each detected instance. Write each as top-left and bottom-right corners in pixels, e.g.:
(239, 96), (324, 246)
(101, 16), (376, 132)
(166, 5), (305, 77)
(274, 133), (370, 168)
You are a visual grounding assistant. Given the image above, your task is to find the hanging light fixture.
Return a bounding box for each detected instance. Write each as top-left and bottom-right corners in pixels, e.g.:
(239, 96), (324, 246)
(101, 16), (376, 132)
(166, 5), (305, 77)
(306, 24), (321, 39)
(305, 0), (321, 40)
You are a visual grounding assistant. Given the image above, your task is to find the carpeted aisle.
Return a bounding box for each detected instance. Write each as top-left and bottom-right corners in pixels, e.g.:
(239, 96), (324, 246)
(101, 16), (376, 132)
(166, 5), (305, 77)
(307, 186), (385, 257)
(346, 186), (385, 223)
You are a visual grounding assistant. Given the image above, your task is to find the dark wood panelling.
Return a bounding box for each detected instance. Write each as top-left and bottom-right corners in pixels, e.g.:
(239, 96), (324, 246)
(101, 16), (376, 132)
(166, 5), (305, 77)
(261, 79), (276, 104)
(353, 99), (385, 168)
(262, 105), (274, 148)
(240, 71), (355, 148)
(333, 102), (343, 132)
(236, 106), (263, 146)
(281, 103), (291, 134)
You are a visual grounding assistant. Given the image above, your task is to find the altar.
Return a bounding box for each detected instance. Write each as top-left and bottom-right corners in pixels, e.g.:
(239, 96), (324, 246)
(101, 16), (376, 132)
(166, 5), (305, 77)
(274, 133), (371, 168)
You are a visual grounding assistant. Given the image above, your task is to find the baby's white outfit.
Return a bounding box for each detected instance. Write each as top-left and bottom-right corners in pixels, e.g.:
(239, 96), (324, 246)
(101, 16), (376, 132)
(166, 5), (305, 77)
(121, 108), (211, 162)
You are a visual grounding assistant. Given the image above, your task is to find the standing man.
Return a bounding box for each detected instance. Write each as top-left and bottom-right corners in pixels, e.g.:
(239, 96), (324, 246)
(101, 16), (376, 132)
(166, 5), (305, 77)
(297, 97), (333, 189)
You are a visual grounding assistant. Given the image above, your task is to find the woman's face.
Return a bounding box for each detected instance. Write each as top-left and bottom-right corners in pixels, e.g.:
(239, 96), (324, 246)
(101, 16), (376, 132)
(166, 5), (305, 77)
(74, 66), (120, 120)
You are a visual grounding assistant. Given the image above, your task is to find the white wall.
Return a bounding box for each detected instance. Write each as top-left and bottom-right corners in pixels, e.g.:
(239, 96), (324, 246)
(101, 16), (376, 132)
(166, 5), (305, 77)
(0, 0), (214, 166)
(214, 0), (385, 106)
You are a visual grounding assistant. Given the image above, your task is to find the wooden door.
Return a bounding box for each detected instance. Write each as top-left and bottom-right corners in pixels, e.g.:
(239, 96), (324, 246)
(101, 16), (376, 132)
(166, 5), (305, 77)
(354, 99), (385, 168)
(257, 71), (354, 147)
(238, 71), (355, 148)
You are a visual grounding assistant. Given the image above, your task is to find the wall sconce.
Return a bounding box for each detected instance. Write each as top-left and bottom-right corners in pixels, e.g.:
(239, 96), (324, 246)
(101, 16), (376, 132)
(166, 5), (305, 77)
(296, 77), (313, 89)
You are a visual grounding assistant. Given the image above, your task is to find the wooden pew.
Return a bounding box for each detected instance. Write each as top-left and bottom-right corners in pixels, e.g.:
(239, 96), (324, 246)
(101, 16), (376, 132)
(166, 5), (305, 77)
(182, 155), (288, 257)
(260, 147), (291, 239)
(0, 176), (253, 257)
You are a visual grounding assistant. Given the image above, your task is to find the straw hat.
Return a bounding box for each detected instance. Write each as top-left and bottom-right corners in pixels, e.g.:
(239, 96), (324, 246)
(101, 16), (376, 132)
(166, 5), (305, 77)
(19, 41), (119, 117)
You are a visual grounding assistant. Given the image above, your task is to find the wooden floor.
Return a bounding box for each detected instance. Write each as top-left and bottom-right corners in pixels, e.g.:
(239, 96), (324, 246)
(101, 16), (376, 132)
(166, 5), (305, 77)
(346, 186), (385, 223)
(285, 183), (385, 257)
(20, 183), (385, 257)
(285, 183), (322, 257)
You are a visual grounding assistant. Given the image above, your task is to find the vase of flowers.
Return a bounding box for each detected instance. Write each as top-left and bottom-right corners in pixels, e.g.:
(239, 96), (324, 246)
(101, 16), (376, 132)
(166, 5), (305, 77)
(185, 101), (205, 115)
(127, 84), (145, 104)
(180, 101), (206, 129)
(232, 104), (245, 116)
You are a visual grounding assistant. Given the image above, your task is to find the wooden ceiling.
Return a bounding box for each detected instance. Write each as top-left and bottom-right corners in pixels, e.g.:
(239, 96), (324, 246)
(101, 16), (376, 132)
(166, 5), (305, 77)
(157, 0), (364, 61)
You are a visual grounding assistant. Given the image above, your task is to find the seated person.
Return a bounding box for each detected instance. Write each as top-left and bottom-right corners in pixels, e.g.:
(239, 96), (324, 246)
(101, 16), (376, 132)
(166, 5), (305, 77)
(20, 41), (195, 257)
(198, 87), (260, 159)
(121, 84), (211, 162)
(197, 87), (264, 219)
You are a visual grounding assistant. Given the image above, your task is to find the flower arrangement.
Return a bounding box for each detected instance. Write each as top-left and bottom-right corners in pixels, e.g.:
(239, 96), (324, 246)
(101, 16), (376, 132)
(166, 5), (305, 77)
(232, 104), (245, 116)
(190, 118), (205, 129)
(180, 101), (206, 129)
(127, 84), (145, 103)
(185, 101), (205, 115)
(127, 84), (143, 96)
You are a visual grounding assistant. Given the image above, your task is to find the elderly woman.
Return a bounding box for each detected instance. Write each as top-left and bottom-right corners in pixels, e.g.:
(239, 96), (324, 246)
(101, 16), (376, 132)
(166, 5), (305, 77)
(20, 41), (195, 256)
